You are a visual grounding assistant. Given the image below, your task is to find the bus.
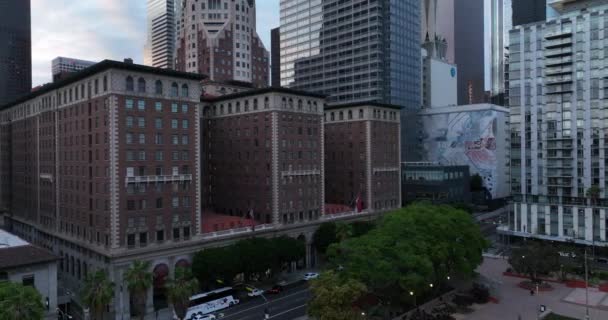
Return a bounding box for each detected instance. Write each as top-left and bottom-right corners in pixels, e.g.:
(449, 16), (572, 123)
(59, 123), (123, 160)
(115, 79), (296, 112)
(178, 287), (240, 320)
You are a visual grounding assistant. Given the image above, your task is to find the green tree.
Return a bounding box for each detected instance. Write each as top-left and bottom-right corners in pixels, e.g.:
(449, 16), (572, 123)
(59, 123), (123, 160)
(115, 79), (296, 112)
(271, 236), (306, 273)
(125, 260), (153, 320)
(313, 222), (337, 255)
(167, 267), (199, 320)
(470, 174), (484, 191)
(192, 246), (240, 289)
(509, 242), (560, 282)
(308, 271), (367, 320)
(0, 281), (45, 320)
(235, 237), (274, 280)
(335, 223), (353, 242)
(82, 269), (115, 320)
(350, 221), (375, 238)
(327, 204), (487, 306)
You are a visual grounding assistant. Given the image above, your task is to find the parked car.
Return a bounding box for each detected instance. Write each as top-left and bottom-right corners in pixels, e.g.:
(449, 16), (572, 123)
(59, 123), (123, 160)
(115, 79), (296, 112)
(597, 257), (608, 264)
(558, 251), (577, 258)
(247, 288), (265, 297)
(188, 313), (216, 320)
(266, 285), (283, 294)
(303, 272), (320, 280)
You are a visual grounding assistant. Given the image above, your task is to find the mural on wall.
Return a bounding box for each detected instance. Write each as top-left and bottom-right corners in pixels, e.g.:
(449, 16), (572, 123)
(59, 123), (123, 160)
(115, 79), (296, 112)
(421, 110), (503, 198)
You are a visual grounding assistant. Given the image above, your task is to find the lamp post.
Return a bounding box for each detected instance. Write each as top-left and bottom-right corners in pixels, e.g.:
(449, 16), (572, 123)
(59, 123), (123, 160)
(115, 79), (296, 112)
(410, 291), (416, 308)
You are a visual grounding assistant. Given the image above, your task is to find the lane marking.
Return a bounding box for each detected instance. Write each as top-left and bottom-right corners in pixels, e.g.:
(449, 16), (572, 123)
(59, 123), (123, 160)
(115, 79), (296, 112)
(269, 304), (307, 319)
(221, 288), (310, 319)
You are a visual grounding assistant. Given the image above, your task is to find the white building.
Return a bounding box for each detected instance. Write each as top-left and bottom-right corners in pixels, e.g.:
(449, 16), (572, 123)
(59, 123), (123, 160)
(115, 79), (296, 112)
(505, 1), (608, 245)
(51, 57), (96, 81)
(418, 104), (510, 199)
(0, 229), (58, 319)
(421, 46), (458, 109)
(144, 0), (176, 69)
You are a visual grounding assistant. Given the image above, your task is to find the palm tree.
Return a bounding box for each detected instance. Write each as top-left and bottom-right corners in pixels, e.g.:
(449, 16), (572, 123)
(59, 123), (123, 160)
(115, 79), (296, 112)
(124, 260), (153, 320)
(167, 267), (199, 320)
(586, 185), (601, 206)
(0, 281), (45, 320)
(82, 269), (115, 320)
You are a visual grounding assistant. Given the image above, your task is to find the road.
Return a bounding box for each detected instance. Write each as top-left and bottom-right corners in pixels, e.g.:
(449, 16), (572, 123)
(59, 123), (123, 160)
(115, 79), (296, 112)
(219, 283), (311, 320)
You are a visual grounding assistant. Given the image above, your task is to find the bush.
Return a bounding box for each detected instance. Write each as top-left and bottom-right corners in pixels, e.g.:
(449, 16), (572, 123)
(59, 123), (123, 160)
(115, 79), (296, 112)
(597, 271), (608, 281)
(505, 267), (513, 273)
(453, 294), (475, 307)
(471, 284), (490, 304)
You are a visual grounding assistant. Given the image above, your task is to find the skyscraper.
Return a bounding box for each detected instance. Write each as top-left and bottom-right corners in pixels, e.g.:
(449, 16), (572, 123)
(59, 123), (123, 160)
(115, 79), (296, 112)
(52, 57), (96, 82)
(175, 0), (269, 87)
(454, 0), (485, 105)
(489, 0), (512, 106)
(144, 0), (176, 69)
(505, 2), (608, 245)
(271, 27), (281, 87)
(0, 0), (31, 105)
(279, 0), (421, 160)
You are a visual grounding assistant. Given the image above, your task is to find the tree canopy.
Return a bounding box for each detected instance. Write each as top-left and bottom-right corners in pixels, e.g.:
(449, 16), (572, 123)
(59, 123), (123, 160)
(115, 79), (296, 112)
(82, 269), (114, 320)
(313, 222), (338, 254)
(0, 281), (45, 320)
(167, 267), (199, 320)
(325, 204), (487, 306)
(308, 271), (367, 320)
(509, 242), (560, 282)
(124, 260), (153, 320)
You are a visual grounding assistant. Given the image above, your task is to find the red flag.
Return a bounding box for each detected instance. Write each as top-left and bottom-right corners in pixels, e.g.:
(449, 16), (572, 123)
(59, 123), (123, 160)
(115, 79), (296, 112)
(355, 193), (363, 212)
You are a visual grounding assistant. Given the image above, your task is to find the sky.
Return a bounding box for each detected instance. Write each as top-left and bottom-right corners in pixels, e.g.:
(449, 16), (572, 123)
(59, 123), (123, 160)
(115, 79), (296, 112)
(31, 0), (280, 87)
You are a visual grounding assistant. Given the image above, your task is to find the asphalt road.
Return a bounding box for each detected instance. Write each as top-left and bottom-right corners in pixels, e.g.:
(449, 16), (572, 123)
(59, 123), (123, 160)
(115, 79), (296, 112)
(218, 283), (311, 320)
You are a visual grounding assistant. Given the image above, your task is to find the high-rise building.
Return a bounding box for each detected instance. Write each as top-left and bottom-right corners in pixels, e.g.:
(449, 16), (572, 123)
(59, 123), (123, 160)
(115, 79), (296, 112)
(271, 27), (281, 87)
(52, 57), (96, 82)
(279, 0), (421, 161)
(421, 0), (455, 63)
(454, 0), (485, 105)
(0, 0), (31, 106)
(505, 3), (608, 245)
(175, 0), (269, 87)
(489, 0), (513, 106)
(421, 41), (458, 109)
(144, 0), (176, 69)
(512, 0), (547, 26)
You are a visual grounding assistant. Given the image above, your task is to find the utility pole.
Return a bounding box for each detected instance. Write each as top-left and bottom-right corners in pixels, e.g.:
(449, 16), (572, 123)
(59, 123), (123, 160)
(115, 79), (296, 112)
(585, 249), (590, 320)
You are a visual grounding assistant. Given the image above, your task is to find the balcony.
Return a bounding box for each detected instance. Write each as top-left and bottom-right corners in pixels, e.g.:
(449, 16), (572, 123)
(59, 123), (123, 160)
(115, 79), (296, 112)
(545, 57), (573, 67)
(281, 169), (321, 178)
(545, 48), (572, 58)
(125, 174), (193, 185)
(544, 30), (573, 40)
(546, 76), (573, 85)
(545, 38), (573, 49)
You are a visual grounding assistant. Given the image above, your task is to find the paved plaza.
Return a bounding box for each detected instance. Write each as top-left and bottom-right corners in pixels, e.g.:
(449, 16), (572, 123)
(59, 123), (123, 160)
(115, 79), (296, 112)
(461, 257), (608, 320)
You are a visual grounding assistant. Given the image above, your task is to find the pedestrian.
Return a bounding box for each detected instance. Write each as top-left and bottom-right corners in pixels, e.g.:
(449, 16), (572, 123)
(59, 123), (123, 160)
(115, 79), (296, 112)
(530, 289), (534, 296)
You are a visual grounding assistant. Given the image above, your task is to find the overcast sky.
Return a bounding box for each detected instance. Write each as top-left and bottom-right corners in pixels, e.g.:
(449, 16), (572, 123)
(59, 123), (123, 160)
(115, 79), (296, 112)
(31, 0), (280, 86)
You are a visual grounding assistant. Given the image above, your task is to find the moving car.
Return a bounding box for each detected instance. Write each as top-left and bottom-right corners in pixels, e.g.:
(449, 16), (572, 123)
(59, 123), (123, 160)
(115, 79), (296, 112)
(303, 272), (319, 280)
(247, 288), (265, 297)
(266, 285), (283, 294)
(188, 313), (216, 320)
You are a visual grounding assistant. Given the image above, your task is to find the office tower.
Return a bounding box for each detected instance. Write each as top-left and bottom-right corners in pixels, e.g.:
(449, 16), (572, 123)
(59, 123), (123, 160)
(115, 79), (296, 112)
(324, 103), (402, 213)
(421, 0), (455, 63)
(0, 0), (31, 106)
(271, 27), (281, 87)
(144, 0), (176, 68)
(52, 57), (96, 82)
(454, 0), (485, 105)
(279, 0), (420, 161)
(202, 88), (325, 226)
(512, 0), (547, 26)
(175, 0), (269, 87)
(506, 3), (608, 244)
(489, 0), (513, 106)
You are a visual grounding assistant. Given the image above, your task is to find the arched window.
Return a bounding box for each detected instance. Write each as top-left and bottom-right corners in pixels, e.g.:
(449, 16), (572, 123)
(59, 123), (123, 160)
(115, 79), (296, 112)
(138, 78), (146, 93)
(181, 84), (189, 97)
(253, 99), (258, 110)
(244, 100), (249, 112)
(359, 109), (364, 119)
(155, 80), (163, 94)
(170, 83), (178, 97)
(298, 99), (303, 110)
(264, 97), (269, 109)
(288, 98), (294, 108)
(126, 76), (134, 91)
(103, 76), (108, 92)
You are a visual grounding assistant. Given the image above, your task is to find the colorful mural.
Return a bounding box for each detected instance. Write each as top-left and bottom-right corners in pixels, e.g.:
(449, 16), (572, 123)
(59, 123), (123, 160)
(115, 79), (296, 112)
(420, 109), (508, 199)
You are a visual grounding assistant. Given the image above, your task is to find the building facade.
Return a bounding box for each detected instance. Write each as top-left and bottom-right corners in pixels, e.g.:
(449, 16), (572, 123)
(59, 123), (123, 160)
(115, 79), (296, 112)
(454, 0), (486, 105)
(512, 0), (547, 26)
(421, 0), (455, 64)
(175, 0), (269, 87)
(401, 162), (470, 206)
(202, 88), (325, 226)
(279, 0), (420, 161)
(418, 104), (510, 200)
(506, 3), (608, 244)
(421, 44), (458, 109)
(0, 0), (31, 106)
(271, 27), (281, 87)
(144, 0), (176, 69)
(324, 103), (401, 212)
(52, 57), (97, 82)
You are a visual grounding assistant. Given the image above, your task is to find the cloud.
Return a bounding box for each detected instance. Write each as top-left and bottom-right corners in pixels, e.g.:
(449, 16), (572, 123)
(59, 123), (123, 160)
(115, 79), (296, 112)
(31, 0), (279, 87)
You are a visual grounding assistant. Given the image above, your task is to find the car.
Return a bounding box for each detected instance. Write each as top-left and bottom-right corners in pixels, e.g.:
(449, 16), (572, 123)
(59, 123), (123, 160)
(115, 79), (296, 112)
(247, 288), (265, 297)
(188, 313), (216, 320)
(303, 272), (320, 280)
(558, 251), (577, 258)
(597, 257), (608, 264)
(266, 285), (283, 294)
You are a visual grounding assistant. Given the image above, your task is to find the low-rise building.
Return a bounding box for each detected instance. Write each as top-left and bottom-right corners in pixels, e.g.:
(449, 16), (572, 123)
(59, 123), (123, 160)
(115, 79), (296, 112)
(0, 229), (58, 319)
(401, 162), (470, 206)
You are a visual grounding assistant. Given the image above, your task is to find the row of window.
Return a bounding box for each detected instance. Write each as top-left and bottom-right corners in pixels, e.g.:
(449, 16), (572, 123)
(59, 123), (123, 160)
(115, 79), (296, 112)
(126, 150), (191, 162)
(126, 117), (190, 129)
(125, 76), (190, 97)
(126, 100), (190, 113)
(127, 196), (191, 211)
(126, 226), (191, 248)
(126, 133), (189, 145)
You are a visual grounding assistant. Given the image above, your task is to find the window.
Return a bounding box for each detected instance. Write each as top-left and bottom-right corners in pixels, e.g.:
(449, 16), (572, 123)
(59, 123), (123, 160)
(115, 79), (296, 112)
(126, 116), (134, 128)
(155, 133), (163, 144)
(127, 200), (136, 210)
(155, 80), (163, 94)
(172, 197), (179, 208)
(181, 84), (189, 97)
(156, 198), (163, 208)
(103, 76), (108, 91)
(182, 104), (189, 113)
(155, 118), (163, 129)
(127, 234), (135, 247)
(138, 117), (145, 128)
(183, 227), (190, 239)
(171, 119), (178, 129)
(172, 135), (179, 145)
(173, 228), (180, 240)
(137, 100), (145, 111)
(171, 103), (178, 113)
(126, 76), (134, 91)
(171, 83), (178, 97)
(155, 150), (163, 161)
(126, 99), (134, 110)
(155, 102), (162, 112)
(137, 78), (146, 92)
(156, 230), (164, 242)
(22, 275), (34, 287)
(138, 133), (145, 144)
(182, 135), (189, 145)
(182, 120), (189, 129)
(126, 133), (133, 144)
(139, 150), (146, 160)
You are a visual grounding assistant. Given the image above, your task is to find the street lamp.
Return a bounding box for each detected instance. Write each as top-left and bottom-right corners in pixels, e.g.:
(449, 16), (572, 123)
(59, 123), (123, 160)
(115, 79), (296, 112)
(429, 283), (434, 288)
(446, 276), (451, 281)
(410, 291), (416, 308)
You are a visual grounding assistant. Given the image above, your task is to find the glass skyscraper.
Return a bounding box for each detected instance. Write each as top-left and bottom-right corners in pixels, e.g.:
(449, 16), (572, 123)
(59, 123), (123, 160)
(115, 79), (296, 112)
(0, 0), (31, 106)
(279, 0), (421, 160)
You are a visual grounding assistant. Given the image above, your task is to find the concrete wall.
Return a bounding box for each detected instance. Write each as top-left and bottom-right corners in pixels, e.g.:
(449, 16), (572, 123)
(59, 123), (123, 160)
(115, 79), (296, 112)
(6, 261), (58, 319)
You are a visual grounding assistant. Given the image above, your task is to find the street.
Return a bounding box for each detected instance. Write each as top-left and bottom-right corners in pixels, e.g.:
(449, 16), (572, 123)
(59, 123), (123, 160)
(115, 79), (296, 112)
(219, 283), (311, 320)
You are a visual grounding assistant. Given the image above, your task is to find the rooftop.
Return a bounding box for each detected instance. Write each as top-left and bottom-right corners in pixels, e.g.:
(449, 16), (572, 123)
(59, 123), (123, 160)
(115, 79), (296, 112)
(0, 230), (59, 270)
(201, 86), (326, 103)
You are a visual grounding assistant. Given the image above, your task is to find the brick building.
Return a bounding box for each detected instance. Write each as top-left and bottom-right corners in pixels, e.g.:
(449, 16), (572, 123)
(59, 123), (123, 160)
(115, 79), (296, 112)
(324, 103), (402, 213)
(175, 0), (269, 87)
(202, 88), (326, 226)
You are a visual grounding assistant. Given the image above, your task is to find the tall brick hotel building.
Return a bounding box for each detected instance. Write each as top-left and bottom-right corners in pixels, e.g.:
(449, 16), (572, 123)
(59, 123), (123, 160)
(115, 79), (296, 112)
(0, 60), (400, 318)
